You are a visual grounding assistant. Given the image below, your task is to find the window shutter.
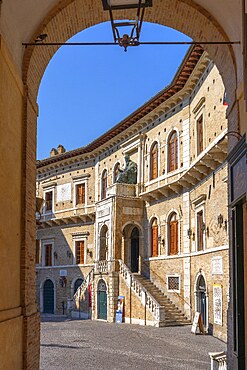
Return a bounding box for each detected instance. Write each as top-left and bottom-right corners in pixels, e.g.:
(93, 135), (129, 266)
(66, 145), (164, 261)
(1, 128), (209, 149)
(76, 184), (85, 204)
(151, 144), (158, 180)
(169, 132), (178, 172)
(197, 116), (203, 154)
(169, 221), (178, 255)
(151, 224), (158, 257)
(76, 241), (84, 264)
(197, 211), (204, 251)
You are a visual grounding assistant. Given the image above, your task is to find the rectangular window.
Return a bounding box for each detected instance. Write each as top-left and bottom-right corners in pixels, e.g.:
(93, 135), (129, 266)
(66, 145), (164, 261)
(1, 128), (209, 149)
(76, 183), (85, 205)
(44, 244), (52, 266)
(75, 241), (84, 264)
(167, 276), (180, 292)
(45, 191), (53, 212)
(197, 210), (204, 251)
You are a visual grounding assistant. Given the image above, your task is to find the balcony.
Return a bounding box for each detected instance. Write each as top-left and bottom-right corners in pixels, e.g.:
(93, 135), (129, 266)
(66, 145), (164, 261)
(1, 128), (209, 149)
(140, 131), (228, 202)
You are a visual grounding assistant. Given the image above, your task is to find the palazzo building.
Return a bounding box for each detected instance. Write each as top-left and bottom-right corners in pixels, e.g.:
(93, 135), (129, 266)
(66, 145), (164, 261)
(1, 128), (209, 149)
(36, 46), (229, 341)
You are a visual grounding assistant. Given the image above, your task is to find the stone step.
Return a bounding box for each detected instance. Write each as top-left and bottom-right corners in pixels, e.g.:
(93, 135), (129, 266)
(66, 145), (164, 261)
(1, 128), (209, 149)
(133, 273), (189, 326)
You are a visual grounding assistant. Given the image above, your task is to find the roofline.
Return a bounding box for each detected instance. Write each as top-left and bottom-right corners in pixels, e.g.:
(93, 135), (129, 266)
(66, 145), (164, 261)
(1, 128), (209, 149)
(37, 45), (204, 169)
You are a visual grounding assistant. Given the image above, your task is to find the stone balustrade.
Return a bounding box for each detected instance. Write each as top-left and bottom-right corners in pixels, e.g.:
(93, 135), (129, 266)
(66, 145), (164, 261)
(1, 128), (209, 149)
(118, 260), (162, 322)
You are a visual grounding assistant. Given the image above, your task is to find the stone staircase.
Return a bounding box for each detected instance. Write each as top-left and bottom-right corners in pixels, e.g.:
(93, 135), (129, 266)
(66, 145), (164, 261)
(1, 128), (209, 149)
(133, 274), (190, 326)
(119, 260), (190, 327)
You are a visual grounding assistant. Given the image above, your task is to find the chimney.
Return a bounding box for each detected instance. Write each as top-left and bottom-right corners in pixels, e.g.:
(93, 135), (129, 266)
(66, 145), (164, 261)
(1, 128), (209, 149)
(50, 148), (58, 157)
(57, 144), (66, 154)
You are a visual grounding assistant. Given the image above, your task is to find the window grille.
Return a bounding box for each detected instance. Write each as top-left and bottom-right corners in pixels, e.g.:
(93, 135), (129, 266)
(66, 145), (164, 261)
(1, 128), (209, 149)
(167, 276), (180, 291)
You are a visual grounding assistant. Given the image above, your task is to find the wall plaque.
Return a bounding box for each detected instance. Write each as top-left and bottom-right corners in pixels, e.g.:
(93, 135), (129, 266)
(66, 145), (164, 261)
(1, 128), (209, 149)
(56, 183), (71, 202)
(212, 256), (223, 275)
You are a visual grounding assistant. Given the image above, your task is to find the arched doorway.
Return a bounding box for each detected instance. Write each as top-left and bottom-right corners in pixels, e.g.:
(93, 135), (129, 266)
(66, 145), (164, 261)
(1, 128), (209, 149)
(97, 279), (107, 320)
(130, 227), (139, 273)
(196, 275), (207, 330)
(43, 279), (54, 314)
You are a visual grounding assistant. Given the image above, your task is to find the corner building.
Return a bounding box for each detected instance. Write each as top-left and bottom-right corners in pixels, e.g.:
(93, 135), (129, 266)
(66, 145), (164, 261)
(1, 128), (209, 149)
(36, 46), (229, 341)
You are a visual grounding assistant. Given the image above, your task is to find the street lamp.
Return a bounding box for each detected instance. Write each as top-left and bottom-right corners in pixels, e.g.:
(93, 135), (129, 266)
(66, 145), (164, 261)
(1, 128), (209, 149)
(102, 0), (152, 51)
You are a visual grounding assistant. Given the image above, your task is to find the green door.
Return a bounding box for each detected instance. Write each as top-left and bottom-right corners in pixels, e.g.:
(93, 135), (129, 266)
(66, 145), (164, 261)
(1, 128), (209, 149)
(43, 279), (54, 314)
(98, 280), (107, 320)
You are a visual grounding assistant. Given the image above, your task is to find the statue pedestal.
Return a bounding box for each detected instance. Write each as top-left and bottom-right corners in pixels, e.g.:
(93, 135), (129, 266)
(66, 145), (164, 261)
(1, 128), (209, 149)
(106, 183), (136, 198)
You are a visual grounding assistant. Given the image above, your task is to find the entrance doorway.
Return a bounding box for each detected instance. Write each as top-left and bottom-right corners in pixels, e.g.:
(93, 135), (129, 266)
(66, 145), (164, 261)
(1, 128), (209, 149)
(43, 279), (54, 314)
(131, 227), (139, 273)
(196, 275), (207, 329)
(97, 279), (107, 320)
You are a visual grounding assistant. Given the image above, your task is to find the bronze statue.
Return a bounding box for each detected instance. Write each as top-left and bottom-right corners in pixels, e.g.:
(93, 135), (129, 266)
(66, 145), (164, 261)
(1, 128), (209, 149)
(116, 155), (137, 184)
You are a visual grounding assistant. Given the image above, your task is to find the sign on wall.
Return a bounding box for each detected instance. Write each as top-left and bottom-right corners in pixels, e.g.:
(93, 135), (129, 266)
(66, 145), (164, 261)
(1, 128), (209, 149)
(212, 256), (223, 275)
(56, 183), (71, 202)
(213, 284), (223, 325)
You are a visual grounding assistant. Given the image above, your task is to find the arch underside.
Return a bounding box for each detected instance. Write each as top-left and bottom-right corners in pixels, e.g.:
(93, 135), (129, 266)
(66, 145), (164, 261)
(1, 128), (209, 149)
(23, 0), (237, 112)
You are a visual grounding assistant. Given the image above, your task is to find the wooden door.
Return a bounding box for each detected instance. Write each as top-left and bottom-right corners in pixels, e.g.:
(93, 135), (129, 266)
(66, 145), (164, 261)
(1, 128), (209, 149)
(76, 241), (84, 264)
(98, 280), (107, 320)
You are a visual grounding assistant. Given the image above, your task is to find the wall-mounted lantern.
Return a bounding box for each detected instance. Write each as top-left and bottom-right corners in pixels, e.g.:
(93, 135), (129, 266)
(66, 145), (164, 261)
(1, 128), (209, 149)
(54, 251), (58, 259)
(187, 228), (192, 239)
(67, 250), (72, 258)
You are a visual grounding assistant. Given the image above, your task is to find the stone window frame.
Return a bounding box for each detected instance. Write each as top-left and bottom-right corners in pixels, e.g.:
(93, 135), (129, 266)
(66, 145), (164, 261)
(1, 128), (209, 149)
(149, 140), (159, 181)
(165, 208), (181, 257)
(166, 127), (180, 174)
(195, 202), (206, 253)
(42, 184), (56, 215)
(148, 215), (161, 258)
(73, 178), (88, 209)
(167, 274), (181, 293)
(72, 236), (88, 266)
(41, 239), (54, 267)
(193, 97), (206, 157)
(101, 168), (108, 200)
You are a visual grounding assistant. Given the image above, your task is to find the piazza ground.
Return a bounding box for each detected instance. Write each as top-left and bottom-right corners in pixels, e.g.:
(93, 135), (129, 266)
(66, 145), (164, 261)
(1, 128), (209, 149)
(40, 317), (226, 370)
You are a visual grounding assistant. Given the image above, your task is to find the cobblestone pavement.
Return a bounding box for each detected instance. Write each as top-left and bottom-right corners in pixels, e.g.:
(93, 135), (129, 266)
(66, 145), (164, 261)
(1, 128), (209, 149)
(40, 316), (226, 370)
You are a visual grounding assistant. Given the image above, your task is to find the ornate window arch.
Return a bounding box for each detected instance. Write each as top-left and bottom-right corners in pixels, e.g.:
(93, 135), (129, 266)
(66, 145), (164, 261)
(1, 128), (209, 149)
(151, 217), (158, 257)
(101, 169), (107, 200)
(150, 141), (158, 180)
(168, 130), (178, 172)
(168, 212), (179, 255)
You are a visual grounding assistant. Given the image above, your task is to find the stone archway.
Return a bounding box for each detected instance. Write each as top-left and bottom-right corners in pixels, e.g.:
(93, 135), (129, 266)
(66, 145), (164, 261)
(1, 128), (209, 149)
(19, 0), (239, 368)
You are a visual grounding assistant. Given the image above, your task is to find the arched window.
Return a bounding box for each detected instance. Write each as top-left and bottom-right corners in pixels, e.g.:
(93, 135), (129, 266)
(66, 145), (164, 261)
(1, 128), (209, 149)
(100, 224), (108, 260)
(168, 131), (178, 172)
(101, 169), (107, 200)
(150, 142), (158, 180)
(151, 218), (158, 257)
(168, 212), (178, 255)
(113, 162), (120, 183)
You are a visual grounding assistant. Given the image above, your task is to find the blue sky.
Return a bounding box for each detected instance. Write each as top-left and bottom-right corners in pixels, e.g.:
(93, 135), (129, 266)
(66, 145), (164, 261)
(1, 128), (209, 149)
(37, 22), (191, 159)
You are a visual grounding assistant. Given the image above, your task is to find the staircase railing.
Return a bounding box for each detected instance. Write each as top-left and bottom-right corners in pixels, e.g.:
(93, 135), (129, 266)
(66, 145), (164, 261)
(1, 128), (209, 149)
(119, 260), (165, 322)
(142, 260), (193, 312)
(73, 268), (94, 307)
